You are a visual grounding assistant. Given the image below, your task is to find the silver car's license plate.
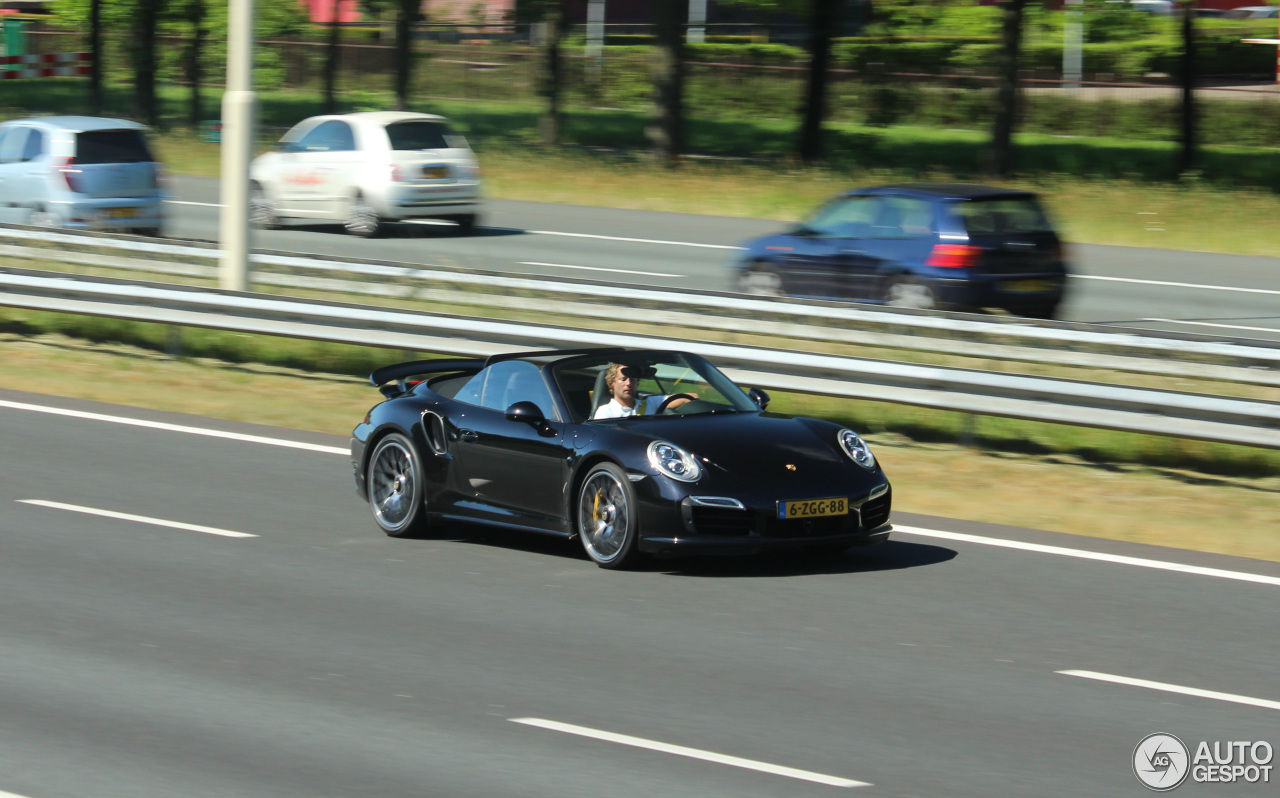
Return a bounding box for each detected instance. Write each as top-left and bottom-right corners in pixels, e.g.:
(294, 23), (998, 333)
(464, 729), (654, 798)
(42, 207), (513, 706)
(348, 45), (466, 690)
(422, 165), (449, 179)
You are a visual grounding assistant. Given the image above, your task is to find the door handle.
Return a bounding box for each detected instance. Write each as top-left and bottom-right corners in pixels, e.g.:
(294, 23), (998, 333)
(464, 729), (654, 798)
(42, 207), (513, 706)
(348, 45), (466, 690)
(458, 429), (478, 442)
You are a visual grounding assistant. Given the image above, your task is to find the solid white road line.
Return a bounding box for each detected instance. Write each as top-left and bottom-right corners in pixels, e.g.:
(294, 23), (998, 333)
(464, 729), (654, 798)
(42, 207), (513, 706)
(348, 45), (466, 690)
(518, 261), (684, 278)
(893, 526), (1280, 588)
(0, 400), (348, 455)
(1141, 318), (1280, 334)
(509, 717), (870, 788)
(1078, 274), (1280, 296)
(529, 230), (742, 250)
(18, 500), (258, 539)
(1058, 670), (1280, 712)
(0, 790), (39, 798)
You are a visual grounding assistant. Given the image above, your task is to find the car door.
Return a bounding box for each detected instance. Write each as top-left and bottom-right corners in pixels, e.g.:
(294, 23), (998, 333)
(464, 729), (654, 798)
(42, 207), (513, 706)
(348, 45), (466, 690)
(858, 195), (939, 301)
(0, 126), (36, 223)
(0, 126), (23, 223)
(453, 361), (570, 525)
(782, 196), (882, 299)
(293, 119), (359, 218)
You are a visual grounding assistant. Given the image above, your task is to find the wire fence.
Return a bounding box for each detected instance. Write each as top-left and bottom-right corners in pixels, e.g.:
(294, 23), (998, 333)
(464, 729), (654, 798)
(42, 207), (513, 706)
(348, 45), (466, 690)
(18, 25), (1280, 148)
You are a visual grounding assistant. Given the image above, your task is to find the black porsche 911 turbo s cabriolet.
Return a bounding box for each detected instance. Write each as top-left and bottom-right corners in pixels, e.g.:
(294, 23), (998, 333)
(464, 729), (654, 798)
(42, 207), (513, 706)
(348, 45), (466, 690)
(351, 347), (892, 569)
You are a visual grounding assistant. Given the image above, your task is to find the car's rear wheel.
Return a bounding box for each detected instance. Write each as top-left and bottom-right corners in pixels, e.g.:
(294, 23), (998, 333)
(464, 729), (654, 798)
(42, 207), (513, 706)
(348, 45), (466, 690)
(737, 262), (784, 297)
(367, 433), (429, 538)
(576, 462), (640, 569)
(451, 213), (478, 235)
(249, 184), (279, 230)
(1020, 302), (1060, 320)
(884, 277), (938, 311)
(344, 193), (383, 238)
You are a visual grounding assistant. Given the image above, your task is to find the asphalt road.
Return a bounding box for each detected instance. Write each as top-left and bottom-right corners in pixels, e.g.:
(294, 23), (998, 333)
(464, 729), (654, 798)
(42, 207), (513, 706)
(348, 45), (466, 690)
(162, 175), (1280, 343)
(2, 387), (1277, 798)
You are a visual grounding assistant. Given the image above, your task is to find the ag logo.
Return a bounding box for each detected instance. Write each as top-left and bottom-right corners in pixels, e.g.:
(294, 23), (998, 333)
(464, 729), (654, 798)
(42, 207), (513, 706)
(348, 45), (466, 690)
(1134, 733), (1190, 791)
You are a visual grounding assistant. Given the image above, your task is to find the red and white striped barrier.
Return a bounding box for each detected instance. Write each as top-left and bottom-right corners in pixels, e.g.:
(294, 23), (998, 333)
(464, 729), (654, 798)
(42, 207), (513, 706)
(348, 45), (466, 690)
(0, 51), (91, 80)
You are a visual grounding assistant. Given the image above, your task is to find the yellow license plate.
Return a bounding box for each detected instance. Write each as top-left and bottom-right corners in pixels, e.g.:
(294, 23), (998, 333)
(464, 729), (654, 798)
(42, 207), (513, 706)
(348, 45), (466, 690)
(779, 497), (848, 519)
(422, 166), (449, 179)
(106, 207), (137, 219)
(1003, 279), (1053, 294)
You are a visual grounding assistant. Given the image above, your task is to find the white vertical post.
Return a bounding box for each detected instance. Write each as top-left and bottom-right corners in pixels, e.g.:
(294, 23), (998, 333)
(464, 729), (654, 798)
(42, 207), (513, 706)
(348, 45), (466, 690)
(219, 0), (257, 292)
(586, 0), (604, 81)
(1063, 0), (1083, 92)
(688, 0), (707, 44)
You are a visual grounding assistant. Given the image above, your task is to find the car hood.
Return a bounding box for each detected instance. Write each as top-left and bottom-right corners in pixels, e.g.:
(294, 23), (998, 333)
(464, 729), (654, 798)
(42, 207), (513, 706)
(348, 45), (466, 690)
(612, 412), (857, 472)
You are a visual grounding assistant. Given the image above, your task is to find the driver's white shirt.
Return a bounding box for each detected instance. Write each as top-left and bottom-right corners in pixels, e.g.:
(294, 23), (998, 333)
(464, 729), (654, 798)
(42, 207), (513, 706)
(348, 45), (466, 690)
(593, 395), (667, 419)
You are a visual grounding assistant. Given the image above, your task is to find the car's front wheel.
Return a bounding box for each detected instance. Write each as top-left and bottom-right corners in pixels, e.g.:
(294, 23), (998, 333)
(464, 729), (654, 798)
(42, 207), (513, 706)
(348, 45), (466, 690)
(367, 433), (429, 538)
(451, 213), (479, 235)
(737, 262), (784, 297)
(344, 193), (383, 238)
(576, 462), (640, 569)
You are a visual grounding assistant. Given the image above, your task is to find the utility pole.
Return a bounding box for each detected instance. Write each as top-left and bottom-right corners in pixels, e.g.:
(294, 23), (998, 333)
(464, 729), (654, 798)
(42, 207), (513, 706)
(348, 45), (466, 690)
(219, 0), (256, 292)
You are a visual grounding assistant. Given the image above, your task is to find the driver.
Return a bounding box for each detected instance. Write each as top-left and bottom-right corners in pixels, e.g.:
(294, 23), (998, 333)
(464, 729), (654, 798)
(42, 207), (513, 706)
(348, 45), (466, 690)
(592, 362), (697, 419)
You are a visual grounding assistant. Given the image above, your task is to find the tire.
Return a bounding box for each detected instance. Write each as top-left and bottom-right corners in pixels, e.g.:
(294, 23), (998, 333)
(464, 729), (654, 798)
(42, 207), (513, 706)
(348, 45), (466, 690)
(344, 193), (383, 238)
(132, 227), (162, 238)
(1020, 303), (1060, 320)
(249, 184), (280, 230)
(737, 262), (784, 297)
(576, 462), (640, 569)
(452, 213), (478, 235)
(367, 433), (429, 538)
(884, 276), (938, 311)
(26, 206), (57, 227)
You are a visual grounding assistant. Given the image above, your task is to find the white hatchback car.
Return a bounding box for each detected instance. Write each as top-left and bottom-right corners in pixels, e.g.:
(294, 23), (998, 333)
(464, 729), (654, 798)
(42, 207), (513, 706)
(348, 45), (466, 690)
(249, 111), (482, 237)
(0, 116), (165, 235)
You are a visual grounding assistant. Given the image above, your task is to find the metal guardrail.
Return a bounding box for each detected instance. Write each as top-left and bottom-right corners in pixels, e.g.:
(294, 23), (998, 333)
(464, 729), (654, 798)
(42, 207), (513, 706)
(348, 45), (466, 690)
(2, 268), (1279, 450)
(3, 225), (1279, 388)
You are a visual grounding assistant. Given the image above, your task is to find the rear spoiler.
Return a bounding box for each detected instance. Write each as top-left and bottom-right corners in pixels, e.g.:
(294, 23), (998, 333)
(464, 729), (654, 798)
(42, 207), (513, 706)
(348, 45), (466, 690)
(369, 358), (484, 398)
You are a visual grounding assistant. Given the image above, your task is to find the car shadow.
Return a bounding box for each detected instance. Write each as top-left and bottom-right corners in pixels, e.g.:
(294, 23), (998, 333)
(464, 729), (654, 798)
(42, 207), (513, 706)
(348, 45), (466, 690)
(412, 522), (957, 577)
(657, 539), (958, 578)
(277, 222), (526, 239)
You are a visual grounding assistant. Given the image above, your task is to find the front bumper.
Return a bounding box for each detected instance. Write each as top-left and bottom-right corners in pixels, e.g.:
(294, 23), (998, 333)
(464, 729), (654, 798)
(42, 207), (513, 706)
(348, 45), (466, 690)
(635, 481), (892, 556)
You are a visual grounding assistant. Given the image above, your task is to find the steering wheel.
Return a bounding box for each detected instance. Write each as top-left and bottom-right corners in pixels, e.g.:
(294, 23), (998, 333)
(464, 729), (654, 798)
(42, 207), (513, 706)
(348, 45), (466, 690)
(655, 393), (696, 414)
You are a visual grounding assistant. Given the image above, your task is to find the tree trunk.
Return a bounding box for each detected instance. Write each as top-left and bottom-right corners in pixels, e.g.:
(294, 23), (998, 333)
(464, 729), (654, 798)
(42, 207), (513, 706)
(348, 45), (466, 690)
(393, 0), (417, 111)
(647, 0), (685, 165)
(187, 0), (206, 128)
(89, 0), (102, 115)
(132, 0), (162, 126)
(539, 0), (571, 145)
(987, 0), (1027, 178)
(799, 0), (839, 162)
(324, 0), (342, 114)
(1179, 0), (1196, 175)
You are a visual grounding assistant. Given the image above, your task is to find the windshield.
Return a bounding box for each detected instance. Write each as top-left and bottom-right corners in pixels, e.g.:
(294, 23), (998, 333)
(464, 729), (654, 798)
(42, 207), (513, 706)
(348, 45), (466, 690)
(552, 352), (759, 423)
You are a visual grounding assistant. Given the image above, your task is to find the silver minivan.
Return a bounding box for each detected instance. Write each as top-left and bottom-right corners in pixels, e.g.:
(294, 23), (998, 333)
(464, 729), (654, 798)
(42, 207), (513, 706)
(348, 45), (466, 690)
(0, 116), (165, 235)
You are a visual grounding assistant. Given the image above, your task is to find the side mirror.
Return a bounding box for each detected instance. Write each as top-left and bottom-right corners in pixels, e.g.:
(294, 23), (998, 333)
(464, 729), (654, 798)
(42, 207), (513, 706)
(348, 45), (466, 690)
(747, 387), (770, 410)
(504, 401), (546, 426)
(791, 223), (814, 236)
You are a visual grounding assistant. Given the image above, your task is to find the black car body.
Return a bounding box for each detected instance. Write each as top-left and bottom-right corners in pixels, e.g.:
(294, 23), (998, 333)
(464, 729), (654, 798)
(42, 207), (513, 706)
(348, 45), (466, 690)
(735, 183), (1069, 318)
(351, 348), (892, 568)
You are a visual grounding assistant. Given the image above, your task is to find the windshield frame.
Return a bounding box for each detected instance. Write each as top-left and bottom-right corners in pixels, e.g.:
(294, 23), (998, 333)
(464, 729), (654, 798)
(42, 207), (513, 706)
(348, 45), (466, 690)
(550, 351), (760, 423)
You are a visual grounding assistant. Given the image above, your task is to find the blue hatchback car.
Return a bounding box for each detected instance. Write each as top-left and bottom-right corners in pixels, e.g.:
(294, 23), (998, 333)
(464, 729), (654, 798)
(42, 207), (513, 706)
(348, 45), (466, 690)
(734, 183), (1069, 318)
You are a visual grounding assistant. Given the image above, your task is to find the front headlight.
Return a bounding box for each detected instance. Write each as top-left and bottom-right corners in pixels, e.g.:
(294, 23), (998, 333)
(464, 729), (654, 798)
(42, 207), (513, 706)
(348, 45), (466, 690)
(838, 429), (877, 470)
(647, 441), (702, 483)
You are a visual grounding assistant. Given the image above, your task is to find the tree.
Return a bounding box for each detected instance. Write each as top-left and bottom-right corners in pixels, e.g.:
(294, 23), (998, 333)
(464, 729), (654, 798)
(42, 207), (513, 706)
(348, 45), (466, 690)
(987, 0), (1028, 178)
(88, 0), (102, 114)
(131, 0), (163, 125)
(324, 0), (342, 114)
(360, 0), (422, 110)
(538, 0), (571, 145)
(1178, 0), (1196, 175)
(648, 0), (686, 164)
(178, 0), (208, 127)
(798, 0), (840, 162)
